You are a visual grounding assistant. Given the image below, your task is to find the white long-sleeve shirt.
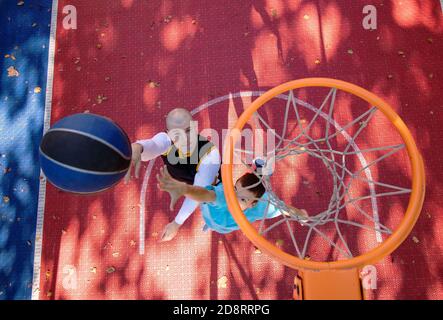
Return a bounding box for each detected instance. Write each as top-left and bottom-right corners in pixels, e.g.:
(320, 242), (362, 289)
(136, 132), (221, 225)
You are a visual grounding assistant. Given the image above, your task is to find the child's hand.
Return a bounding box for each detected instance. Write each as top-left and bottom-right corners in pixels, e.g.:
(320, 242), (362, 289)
(283, 206), (309, 220)
(157, 166), (187, 210)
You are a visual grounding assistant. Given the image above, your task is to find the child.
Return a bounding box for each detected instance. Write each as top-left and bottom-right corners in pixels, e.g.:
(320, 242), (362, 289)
(157, 166), (307, 234)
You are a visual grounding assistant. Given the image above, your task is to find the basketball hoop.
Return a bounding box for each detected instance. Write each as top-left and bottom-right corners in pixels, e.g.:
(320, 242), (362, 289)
(221, 78), (425, 299)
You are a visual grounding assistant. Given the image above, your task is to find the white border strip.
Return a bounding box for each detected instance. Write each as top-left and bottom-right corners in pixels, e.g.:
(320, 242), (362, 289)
(31, 0), (59, 300)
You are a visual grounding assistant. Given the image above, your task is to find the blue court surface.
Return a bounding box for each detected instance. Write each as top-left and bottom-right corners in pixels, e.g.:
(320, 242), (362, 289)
(0, 0), (52, 299)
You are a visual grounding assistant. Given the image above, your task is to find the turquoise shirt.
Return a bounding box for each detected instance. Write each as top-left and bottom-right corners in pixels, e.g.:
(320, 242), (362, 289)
(200, 183), (281, 234)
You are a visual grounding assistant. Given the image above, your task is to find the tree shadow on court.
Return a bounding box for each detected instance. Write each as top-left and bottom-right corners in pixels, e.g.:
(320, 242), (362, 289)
(38, 0), (443, 300)
(278, 0), (443, 299)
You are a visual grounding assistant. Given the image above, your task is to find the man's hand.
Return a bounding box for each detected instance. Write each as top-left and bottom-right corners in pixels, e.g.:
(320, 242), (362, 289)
(124, 143), (143, 184)
(160, 220), (181, 242)
(157, 166), (187, 210)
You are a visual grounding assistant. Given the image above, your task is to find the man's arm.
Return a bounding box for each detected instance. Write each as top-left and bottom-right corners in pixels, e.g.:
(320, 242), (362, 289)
(136, 132), (171, 162)
(125, 132), (171, 183)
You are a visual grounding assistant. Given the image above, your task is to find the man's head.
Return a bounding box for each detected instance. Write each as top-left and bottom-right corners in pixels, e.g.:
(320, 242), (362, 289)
(166, 108), (198, 153)
(234, 173), (266, 210)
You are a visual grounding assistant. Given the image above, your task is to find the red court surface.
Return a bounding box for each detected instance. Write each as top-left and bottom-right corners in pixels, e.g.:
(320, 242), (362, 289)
(37, 0), (443, 299)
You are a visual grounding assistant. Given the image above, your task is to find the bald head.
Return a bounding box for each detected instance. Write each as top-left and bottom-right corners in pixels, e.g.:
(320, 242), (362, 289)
(166, 108), (193, 131)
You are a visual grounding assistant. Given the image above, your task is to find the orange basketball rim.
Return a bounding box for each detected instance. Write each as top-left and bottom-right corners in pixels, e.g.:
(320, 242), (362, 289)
(221, 78), (426, 279)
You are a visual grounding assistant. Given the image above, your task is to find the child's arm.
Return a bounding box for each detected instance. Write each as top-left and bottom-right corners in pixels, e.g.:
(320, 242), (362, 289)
(182, 184), (216, 203)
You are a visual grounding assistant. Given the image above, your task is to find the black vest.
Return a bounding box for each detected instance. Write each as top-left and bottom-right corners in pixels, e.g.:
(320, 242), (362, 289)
(161, 135), (219, 184)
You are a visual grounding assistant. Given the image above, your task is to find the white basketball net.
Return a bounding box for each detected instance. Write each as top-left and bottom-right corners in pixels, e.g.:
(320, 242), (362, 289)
(233, 88), (412, 260)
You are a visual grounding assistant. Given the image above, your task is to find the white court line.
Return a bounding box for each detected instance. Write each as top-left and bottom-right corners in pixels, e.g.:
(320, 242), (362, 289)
(32, 0), (59, 300)
(139, 159), (156, 255)
(138, 91), (382, 255)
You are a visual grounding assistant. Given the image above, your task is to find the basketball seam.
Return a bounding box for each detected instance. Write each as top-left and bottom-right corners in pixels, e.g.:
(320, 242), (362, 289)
(39, 148), (128, 175)
(46, 127), (131, 160)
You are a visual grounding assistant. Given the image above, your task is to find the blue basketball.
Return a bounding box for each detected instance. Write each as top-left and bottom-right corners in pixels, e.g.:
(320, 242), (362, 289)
(39, 113), (132, 194)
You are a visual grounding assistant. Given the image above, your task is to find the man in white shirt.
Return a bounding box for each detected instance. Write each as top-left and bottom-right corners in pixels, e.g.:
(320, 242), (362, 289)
(125, 108), (221, 241)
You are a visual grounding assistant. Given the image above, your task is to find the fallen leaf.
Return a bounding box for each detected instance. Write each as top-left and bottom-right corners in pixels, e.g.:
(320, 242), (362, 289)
(303, 14), (310, 20)
(112, 252), (119, 258)
(96, 94), (107, 104)
(191, 19), (197, 25)
(347, 49), (354, 55)
(45, 270), (51, 281)
(3, 196), (10, 203)
(314, 59), (321, 65)
(7, 66), (19, 77)
(46, 291), (52, 297)
(271, 8), (277, 18)
(304, 255), (311, 260)
(90, 267), (97, 273)
(412, 236), (419, 243)
(148, 80), (160, 88)
(34, 87), (41, 93)
(217, 276), (228, 289)
(103, 242), (112, 249)
(254, 248), (261, 254)
(165, 265), (170, 271)
(106, 266), (116, 274)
